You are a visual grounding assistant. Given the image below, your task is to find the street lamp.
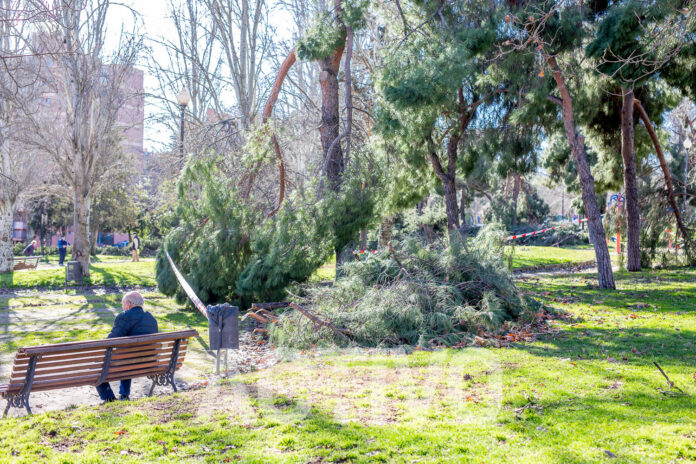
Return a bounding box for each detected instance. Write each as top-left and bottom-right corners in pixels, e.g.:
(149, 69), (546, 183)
(176, 87), (191, 161)
(685, 137), (692, 217)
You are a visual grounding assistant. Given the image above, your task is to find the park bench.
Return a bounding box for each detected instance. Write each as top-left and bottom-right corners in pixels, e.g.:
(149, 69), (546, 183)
(0, 329), (198, 416)
(11, 256), (42, 271)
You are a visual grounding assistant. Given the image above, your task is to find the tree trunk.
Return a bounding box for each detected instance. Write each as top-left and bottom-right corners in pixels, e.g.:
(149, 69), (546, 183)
(360, 228), (367, 250)
(378, 215), (395, 247)
(318, 42), (345, 190)
(621, 88), (641, 271)
(460, 187), (467, 233)
(429, 133), (461, 232)
(90, 222), (99, 256)
(511, 173), (521, 226)
(441, 176), (460, 231)
(0, 199), (13, 273)
(634, 98), (692, 251)
(548, 55), (615, 289)
(72, 188), (91, 277)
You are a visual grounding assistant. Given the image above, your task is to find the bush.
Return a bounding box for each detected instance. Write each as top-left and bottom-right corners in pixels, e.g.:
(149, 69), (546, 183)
(270, 226), (542, 349)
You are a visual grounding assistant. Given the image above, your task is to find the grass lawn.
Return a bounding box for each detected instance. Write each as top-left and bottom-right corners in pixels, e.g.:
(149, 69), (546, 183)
(508, 245), (598, 269)
(1, 267), (694, 462)
(1, 260), (157, 288)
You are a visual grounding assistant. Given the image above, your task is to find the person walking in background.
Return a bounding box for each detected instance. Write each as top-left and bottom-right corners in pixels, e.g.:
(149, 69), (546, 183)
(131, 233), (140, 262)
(57, 236), (68, 266)
(22, 239), (36, 257)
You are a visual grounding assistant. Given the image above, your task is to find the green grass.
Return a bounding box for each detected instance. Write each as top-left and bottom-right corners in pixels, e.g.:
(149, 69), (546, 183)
(310, 254), (336, 281)
(1, 268), (695, 462)
(0, 260), (157, 288)
(508, 245), (597, 269)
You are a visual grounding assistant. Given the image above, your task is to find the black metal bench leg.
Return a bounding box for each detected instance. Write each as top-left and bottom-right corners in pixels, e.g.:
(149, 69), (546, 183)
(23, 395), (31, 415)
(147, 339), (182, 396)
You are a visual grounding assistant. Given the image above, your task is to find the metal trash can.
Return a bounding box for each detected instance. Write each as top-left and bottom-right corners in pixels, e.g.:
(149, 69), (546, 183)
(65, 261), (83, 286)
(207, 303), (239, 350)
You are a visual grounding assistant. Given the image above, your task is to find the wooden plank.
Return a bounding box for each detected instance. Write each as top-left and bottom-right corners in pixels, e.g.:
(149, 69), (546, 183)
(13, 350), (106, 366)
(104, 363), (183, 383)
(19, 330), (198, 355)
(10, 349), (187, 376)
(11, 361), (104, 379)
(10, 351), (187, 380)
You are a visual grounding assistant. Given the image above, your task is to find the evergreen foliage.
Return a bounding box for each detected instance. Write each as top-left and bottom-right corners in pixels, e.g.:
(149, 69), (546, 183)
(156, 156), (378, 307)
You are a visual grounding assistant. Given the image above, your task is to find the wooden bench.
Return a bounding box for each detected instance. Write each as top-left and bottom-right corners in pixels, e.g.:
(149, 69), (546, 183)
(11, 256), (42, 271)
(0, 329), (198, 416)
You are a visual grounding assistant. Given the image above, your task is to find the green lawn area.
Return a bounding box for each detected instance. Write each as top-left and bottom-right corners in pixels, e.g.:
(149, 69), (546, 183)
(1, 260), (157, 288)
(508, 245), (597, 269)
(1, 267), (694, 463)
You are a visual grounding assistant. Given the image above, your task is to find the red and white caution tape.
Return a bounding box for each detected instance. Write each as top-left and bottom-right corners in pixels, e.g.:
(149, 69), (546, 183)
(165, 251), (208, 319)
(504, 216), (600, 242)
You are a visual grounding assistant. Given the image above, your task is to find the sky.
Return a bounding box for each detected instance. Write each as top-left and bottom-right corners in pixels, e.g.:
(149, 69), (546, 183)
(105, 0), (294, 152)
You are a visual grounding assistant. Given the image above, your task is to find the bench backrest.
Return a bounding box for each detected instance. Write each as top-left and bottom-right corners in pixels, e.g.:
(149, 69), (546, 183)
(4, 330), (198, 394)
(12, 256), (41, 271)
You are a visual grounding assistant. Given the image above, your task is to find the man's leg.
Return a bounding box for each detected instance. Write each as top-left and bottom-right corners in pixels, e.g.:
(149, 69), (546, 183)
(119, 379), (131, 399)
(96, 382), (116, 401)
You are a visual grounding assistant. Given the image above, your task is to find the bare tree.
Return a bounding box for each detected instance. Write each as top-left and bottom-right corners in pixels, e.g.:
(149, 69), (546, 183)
(204, 0), (273, 130)
(0, 0), (45, 272)
(24, 0), (143, 276)
(147, 0), (224, 138)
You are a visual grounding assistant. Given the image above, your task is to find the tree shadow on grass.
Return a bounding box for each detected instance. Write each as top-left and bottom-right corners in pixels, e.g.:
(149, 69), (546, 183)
(520, 326), (696, 369)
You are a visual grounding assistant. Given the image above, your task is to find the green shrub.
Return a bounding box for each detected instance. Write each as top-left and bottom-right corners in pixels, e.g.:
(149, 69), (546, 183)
(270, 226), (542, 348)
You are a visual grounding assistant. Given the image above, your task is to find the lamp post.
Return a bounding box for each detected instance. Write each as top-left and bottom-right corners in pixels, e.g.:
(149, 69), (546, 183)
(684, 137), (692, 218)
(176, 87), (191, 161)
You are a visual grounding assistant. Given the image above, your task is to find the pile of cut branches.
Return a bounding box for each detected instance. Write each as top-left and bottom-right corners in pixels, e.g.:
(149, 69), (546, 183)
(270, 229), (544, 348)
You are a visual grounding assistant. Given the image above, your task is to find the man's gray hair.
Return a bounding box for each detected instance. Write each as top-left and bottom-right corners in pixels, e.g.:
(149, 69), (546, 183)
(122, 291), (144, 308)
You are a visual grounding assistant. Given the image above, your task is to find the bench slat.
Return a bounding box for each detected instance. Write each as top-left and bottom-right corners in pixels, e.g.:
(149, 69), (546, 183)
(4, 362), (184, 394)
(11, 340), (187, 368)
(10, 349), (187, 379)
(18, 330), (197, 356)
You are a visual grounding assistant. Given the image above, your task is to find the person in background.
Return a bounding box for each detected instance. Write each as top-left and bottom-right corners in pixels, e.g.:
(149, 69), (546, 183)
(57, 236), (68, 266)
(95, 291), (158, 403)
(23, 239), (36, 257)
(131, 233), (140, 262)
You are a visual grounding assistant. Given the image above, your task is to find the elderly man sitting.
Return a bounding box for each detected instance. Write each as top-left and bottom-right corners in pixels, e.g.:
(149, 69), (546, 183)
(96, 291), (158, 403)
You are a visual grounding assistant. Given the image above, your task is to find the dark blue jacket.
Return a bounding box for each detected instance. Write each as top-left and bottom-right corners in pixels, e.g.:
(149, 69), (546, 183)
(108, 306), (158, 338)
(58, 239), (68, 250)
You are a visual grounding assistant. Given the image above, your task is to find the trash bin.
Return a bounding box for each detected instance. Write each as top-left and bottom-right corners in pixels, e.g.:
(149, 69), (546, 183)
(65, 261), (83, 286)
(207, 303), (239, 350)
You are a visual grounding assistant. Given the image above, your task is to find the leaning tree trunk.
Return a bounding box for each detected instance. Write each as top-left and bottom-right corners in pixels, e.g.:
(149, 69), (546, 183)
(621, 88), (641, 271)
(634, 98), (692, 252)
(72, 185), (91, 277)
(0, 199), (13, 273)
(548, 55), (615, 289)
